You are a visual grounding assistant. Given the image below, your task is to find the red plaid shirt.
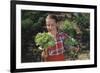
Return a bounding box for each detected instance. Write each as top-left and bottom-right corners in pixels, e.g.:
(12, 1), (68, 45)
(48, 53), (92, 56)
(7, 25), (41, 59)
(46, 32), (68, 61)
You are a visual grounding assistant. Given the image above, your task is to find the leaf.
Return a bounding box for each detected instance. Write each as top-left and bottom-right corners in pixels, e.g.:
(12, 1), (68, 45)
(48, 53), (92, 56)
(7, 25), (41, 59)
(34, 32), (55, 50)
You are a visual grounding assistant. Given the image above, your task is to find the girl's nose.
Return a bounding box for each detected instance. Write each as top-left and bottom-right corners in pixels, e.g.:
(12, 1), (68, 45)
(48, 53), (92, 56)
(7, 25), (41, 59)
(49, 25), (52, 29)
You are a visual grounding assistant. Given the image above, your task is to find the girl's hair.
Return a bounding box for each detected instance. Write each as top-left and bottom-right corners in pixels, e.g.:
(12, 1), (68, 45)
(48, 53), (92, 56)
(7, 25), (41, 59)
(46, 14), (58, 23)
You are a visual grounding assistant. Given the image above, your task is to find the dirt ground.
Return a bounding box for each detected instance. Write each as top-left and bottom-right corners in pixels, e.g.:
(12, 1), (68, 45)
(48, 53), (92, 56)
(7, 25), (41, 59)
(65, 51), (90, 60)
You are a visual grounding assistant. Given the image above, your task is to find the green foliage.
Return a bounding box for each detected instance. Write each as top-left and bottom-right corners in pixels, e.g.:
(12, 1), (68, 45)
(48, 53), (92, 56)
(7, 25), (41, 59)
(64, 37), (79, 60)
(21, 18), (33, 29)
(64, 37), (78, 47)
(35, 32), (55, 49)
(60, 19), (76, 38)
(67, 48), (79, 60)
(74, 13), (90, 28)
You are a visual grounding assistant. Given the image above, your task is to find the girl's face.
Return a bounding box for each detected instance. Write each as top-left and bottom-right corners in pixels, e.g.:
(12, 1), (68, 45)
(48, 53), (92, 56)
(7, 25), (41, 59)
(46, 18), (57, 32)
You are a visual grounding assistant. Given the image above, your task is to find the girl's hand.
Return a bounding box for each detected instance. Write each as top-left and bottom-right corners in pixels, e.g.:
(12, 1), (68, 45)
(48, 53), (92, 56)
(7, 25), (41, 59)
(41, 49), (48, 61)
(75, 45), (80, 52)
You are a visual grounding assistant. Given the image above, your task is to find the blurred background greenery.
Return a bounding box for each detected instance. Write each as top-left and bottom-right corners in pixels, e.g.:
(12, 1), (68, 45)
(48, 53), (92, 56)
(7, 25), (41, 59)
(21, 10), (90, 62)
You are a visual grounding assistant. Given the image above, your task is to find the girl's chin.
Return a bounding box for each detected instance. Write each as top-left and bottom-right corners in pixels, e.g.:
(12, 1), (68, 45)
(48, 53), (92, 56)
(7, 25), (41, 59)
(48, 30), (53, 32)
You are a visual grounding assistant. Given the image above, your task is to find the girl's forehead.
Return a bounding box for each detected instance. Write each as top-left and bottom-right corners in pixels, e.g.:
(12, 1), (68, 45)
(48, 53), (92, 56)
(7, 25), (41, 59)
(46, 18), (56, 23)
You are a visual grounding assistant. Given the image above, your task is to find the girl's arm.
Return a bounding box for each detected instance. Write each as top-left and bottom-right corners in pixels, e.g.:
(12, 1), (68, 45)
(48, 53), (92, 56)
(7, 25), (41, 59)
(41, 49), (48, 61)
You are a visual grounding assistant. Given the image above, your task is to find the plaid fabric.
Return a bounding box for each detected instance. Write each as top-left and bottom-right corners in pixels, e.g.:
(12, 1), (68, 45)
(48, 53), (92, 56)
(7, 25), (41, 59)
(47, 32), (68, 56)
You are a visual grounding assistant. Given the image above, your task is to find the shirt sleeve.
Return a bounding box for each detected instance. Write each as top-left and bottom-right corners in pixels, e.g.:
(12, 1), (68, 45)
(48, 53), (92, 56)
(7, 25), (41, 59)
(60, 32), (69, 40)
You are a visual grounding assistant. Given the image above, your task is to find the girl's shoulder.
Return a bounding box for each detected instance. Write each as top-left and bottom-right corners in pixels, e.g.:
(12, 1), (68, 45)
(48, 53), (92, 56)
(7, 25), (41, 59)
(58, 32), (68, 40)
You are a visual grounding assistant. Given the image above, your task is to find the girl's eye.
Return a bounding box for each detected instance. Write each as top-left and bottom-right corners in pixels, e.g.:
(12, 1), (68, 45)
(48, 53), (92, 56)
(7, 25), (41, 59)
(46, 24), (50, 26)
(48, 25), (50, 26)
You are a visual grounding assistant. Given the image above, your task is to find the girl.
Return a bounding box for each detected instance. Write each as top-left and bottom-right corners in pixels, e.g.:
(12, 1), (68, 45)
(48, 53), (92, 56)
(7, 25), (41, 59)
(41, 14), (79, 61)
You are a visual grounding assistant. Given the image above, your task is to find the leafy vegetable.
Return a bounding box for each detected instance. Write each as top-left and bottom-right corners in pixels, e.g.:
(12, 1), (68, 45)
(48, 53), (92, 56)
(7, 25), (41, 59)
(64, 37), (79, 60)
(64, 37), (78, 46)
(35, 32), (55, 50)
